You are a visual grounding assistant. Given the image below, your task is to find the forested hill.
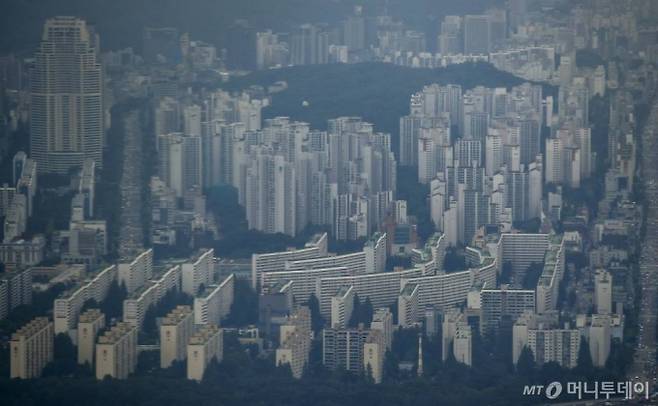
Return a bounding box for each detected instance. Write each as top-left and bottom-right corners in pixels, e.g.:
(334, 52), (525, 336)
(225, 62), (555, 152)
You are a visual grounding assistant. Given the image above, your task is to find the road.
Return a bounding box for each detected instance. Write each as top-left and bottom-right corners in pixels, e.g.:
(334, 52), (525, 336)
(117, 110), (146, 258)
(629, 100), (658, 388)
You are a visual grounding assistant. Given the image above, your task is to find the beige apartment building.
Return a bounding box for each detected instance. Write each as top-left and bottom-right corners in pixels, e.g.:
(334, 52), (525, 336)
(10, 317), (54, 379)
(160, 305), (194, 368)
(95, 322), (138, 380)
(77, 309), (105, 366)
(187, 324), (223, 381)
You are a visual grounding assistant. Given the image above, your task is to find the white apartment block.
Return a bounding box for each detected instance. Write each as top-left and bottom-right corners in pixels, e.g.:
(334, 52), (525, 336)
(535, 235), (566, 314)
(251, 233), (328, 288)
(10, 317), (54, 379)
(589, 315), (611, 368)
(594, 270), (613, 315)
(182, 248), (214, 296)
(441, 308), (473, 366)
(410, 233), (447, 274)
(53, 265), (117, 335)
(363, 232), (387, 274)
(513, 312), (580, 369)
(118, 249), (154, 294)
(160, 305), (194, 368)
(123, 264), (181, 330)
(330, 285), (354, 329)
(281, 234), (386, 280)
(187, 324), (223, 381)
(263, 266), (354, 306)
(496, 233), (550, 286)
(322, 326), (384, 383)
(285, 251), (367, 274)
(316, 268), (424, 320)
(194, 274), (235, 325)
(400, 259), (496, 313)
(0, 267), (32, 320)
(481, 285), (536, 336)
(77, 309), (105, 366)
(96, 322), (138, 380)
(398, 283), (420, 328)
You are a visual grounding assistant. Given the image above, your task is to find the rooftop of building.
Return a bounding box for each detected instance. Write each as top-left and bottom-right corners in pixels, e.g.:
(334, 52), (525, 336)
(118, 248), (152, 265)
(97, 322), (135, 344)
(372, 308), (391, 322)
(262, 280), (293, 295)
(306, 232), (327, 247)
(11, 317), (51, 340)
(189, 324), (221, 345)
(364, 231), (385, 246)
(56, 264), (115, 300)
(334, 285), (353, 298)
(161, 305), (193, 326)
(400, 282), (419, 297)
(79, 308), (104, 323)
(186, 248), (214, 263)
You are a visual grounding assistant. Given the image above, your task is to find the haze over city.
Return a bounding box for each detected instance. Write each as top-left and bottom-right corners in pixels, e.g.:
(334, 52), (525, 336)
(0, 0), (657, 404)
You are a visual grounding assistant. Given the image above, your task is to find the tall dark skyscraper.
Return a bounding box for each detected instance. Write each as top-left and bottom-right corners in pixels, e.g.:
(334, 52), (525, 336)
(30, 16), (103, 174)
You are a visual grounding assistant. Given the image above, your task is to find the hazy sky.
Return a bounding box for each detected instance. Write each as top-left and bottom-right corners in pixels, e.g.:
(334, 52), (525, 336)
(0, 0), (503, 53)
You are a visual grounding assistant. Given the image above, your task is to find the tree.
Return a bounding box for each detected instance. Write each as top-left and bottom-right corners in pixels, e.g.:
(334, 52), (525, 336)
(500, 261), (513, 285)
(348, 295), (374, 328)
(575, 337), (594, 377)
(223, 278), (258, 327)
(100, 281), (128, 320)
(522, 262), (544, 289)
(515, 346), (536, 378)
(383, 351), (400, 382)
(42, 333), (90, 378)
(303, 293), (324, 334)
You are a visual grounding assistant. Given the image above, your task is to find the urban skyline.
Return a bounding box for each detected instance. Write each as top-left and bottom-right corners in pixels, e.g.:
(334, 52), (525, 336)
(0, 0), (657, 405)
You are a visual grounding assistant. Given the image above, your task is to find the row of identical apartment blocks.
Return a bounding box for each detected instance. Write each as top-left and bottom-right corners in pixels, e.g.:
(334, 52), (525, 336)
(256, 231), (524, 331)
(251, 232), (329, 289)
(41, 247), (234, 381)
(159, 304), (223, 381)
(72, 304), (223, 381)
(53, 248), (232, 336)
(53, 264), (117, 334)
